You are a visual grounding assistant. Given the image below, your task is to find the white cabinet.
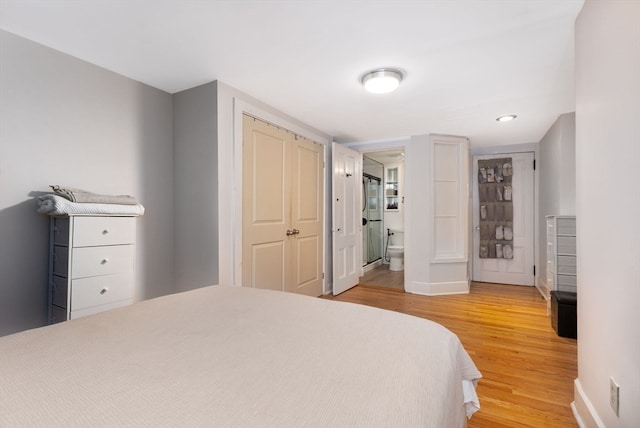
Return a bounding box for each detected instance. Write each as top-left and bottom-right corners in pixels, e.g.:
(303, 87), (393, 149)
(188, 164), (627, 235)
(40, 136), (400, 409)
(546, 215), (577, 294)
(384, 164), (402, 211)
(48, 216), (136, 323)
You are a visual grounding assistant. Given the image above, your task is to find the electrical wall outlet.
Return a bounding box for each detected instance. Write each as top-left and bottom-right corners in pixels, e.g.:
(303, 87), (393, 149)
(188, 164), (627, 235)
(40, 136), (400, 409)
(610, 377), (620, 416)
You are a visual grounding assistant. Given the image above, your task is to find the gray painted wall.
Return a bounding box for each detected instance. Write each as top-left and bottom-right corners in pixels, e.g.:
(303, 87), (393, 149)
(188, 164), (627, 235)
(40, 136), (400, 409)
(537, 112), (576, 290)
(172, 82), (219, 291)
(0, 31), (175, 336)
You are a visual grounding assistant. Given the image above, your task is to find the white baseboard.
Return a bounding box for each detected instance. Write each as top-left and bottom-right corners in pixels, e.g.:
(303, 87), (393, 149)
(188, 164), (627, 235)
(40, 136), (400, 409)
(534, 277), (551, 315)
(573, 379), (606, 428)
(571, 401), (586, 428)
(534, 277), (549, 300)
(407, 280), (470, 296)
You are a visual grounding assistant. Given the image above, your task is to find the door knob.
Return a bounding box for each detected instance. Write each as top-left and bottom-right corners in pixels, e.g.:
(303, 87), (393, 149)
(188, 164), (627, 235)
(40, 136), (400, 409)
(286, 229), (294, 236)
(292, 229), (300, 235)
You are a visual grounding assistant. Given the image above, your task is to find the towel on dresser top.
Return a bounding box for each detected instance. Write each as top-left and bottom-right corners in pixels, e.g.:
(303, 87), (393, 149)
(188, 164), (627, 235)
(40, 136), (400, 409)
(50, 185), (138, 205)
(37, 194), (145, 216)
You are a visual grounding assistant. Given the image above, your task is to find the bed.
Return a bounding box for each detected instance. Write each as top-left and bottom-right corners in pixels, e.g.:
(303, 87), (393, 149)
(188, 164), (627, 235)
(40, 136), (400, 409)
(0, 286), (481, 427)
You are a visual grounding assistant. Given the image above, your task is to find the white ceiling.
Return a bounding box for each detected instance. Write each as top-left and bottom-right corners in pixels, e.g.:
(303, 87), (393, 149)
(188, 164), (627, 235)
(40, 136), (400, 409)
(0, 0), (584, 147)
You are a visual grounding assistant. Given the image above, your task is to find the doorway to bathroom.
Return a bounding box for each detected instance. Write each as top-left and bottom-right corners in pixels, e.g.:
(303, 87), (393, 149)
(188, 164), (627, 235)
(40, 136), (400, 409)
(360, 150), (405, 290)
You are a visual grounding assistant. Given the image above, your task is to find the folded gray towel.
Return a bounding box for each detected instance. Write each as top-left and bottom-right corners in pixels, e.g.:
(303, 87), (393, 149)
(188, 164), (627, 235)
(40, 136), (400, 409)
(50, 185), (138, 205)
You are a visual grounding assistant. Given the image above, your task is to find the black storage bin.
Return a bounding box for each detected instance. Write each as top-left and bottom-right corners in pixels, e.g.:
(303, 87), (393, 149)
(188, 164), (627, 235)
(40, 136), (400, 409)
(550, 291), (577, 339)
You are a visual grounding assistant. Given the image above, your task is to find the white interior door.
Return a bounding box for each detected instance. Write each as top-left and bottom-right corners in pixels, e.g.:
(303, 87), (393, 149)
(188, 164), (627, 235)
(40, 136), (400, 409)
(472, 152), (535, 285)
(332, 142), (362, 295)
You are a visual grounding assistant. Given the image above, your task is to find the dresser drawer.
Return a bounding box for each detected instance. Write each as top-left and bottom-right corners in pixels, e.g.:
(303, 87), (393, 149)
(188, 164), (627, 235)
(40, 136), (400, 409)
(556, 236), (576, 255)
(556, 274), (577, 287)
(54, 216), (135, 247)
(70, 273), (133, 311)
(71, 245), (134, 278)
(557, 255), (577, 274)
(72, 216), (135, 247)
(556, 217), (576, 235)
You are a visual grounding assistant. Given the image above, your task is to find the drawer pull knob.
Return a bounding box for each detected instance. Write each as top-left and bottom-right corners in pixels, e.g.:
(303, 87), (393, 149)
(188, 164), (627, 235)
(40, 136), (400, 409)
(101, 258), (109, 265)
(102, 229), (109, 235)
(100, 287), (109, 295)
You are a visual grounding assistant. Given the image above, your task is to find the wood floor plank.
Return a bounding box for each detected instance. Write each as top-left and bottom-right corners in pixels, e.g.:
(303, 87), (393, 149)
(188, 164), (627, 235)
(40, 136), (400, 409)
(323, 279), (578, 428)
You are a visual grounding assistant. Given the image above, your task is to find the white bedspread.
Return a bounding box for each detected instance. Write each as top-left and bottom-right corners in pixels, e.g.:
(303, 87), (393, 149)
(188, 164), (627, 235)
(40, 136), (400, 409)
(0, 286), (481, 427)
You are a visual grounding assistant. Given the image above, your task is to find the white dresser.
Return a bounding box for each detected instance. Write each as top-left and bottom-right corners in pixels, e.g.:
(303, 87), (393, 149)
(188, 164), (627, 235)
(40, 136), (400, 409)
(546, 215), (577, 295)
(49, 216), (136, 323)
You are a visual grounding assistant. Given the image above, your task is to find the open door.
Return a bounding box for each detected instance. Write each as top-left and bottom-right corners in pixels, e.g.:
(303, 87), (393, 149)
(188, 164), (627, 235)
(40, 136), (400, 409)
(332, 142), (362, 295)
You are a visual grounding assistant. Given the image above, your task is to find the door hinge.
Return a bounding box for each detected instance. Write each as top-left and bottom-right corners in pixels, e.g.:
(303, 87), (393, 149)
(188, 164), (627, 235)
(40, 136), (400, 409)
(533, 159), (536, 170)
(533, 265), (536, 275)
(322, 272), (325, 279)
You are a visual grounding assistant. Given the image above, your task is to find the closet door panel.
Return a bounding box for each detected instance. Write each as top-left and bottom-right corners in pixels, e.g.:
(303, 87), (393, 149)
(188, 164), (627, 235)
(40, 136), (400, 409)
(242, 116), (291, 289)
(251, 241), (286, 291)
(253, 131), (287, 223)
(289, 138), (323, 297)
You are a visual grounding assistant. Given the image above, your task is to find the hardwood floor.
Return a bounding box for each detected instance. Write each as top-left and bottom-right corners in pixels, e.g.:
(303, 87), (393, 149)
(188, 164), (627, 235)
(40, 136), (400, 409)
(324, 282), (578, 428)
(360, 264), (404, 290)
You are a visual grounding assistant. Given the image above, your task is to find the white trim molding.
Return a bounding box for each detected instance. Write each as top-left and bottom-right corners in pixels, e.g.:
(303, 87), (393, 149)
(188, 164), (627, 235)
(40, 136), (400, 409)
(406, 280), (470, 296)
(572, 379), (605, 428)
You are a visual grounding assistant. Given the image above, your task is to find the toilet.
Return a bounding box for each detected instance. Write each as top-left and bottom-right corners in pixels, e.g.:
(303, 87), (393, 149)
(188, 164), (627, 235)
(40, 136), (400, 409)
(387, 231), (404, 271)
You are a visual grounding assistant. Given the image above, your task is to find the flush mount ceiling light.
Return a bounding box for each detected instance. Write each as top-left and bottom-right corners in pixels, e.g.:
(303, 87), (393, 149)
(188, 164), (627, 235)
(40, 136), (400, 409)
(496, 114), (518, 122)
(361, 68), (403, 94)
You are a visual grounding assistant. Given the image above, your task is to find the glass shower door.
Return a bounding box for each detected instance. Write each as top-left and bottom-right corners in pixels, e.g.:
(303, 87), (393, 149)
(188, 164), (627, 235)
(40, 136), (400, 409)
(364, 176), (383, 264)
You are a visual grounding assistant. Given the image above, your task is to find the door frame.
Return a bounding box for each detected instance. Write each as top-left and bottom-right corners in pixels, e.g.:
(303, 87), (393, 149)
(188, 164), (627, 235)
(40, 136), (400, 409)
(343, 139), (409, 292)
(231, 99), (331, 292)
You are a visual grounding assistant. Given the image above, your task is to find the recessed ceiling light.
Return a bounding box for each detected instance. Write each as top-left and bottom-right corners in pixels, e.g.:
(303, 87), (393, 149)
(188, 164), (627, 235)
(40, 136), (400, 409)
(496, 115), (517, 122)
(362, 68), (403, 94)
